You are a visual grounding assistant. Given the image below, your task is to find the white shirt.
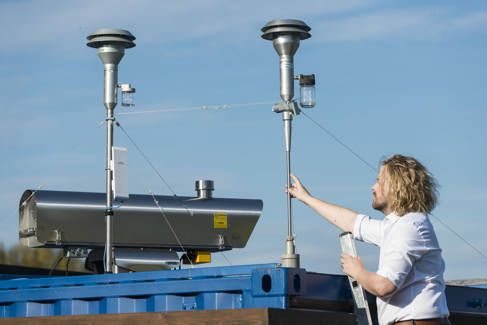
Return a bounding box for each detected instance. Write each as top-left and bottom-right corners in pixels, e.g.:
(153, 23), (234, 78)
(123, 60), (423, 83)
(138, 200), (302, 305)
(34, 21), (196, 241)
(353, 212), (449, 325)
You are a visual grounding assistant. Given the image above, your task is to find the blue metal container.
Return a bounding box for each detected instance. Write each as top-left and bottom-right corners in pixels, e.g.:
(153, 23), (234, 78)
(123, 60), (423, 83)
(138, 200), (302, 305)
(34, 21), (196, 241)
(0, 264), (352, 318)
(1, 263), (486, 322)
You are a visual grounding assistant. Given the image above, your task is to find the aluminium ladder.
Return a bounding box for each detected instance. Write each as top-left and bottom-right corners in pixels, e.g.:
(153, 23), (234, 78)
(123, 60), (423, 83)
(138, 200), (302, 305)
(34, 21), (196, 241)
(339, 232), (373, 325)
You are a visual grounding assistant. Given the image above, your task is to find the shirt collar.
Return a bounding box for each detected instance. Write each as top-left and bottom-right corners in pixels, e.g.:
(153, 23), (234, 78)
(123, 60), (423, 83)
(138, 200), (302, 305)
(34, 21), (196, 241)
(385, 212), (400, 221)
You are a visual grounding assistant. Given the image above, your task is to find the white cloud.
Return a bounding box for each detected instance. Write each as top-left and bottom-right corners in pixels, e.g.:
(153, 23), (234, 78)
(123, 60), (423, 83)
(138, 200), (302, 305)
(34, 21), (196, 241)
(2, 1), (486, 56)
(315, 9), (487, 42)
(0, 0), (375, 55)
(316, 10), (433, 41)
(451, 11), (487, 29)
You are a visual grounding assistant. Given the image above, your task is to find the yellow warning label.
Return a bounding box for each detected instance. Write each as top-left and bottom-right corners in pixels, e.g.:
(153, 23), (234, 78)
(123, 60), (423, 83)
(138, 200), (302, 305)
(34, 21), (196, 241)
(195, 252), (211, 263)
(214, 213), (228, 229)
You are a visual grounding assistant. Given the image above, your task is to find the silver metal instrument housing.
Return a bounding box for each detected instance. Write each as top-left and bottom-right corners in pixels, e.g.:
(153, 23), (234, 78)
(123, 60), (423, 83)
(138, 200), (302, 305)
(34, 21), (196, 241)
(19, 190), (262, 252)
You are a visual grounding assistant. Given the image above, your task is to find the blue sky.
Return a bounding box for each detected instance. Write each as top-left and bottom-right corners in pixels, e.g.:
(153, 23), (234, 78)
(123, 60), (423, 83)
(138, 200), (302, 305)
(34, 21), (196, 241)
(1, 0), (486, 280)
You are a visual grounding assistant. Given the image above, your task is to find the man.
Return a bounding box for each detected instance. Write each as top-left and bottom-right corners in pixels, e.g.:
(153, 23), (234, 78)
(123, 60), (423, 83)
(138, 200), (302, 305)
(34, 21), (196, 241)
(287, 154), (450, 325)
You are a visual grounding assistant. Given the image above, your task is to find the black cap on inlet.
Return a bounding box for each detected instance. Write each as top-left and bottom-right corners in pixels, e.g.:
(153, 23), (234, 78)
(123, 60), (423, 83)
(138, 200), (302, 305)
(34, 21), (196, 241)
(261, 19), (311, 41)
(87, 29), (136, 49)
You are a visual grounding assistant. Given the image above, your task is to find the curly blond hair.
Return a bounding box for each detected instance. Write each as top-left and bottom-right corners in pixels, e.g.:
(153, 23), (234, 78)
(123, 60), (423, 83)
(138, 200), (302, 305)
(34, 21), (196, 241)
(381, 154), (438, 216)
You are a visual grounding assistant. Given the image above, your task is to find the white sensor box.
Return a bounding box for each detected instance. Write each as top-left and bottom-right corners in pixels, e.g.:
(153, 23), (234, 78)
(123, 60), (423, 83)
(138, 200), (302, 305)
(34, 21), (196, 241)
(112, 146), (129, 201)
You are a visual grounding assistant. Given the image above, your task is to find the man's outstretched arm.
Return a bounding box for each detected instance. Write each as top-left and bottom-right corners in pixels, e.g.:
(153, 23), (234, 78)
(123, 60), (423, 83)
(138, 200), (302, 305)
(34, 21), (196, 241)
(287, 174), (359, 233)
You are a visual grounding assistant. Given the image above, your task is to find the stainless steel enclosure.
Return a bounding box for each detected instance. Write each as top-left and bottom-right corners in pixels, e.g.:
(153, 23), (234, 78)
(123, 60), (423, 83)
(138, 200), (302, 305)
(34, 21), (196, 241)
(19, 190), (262, 252)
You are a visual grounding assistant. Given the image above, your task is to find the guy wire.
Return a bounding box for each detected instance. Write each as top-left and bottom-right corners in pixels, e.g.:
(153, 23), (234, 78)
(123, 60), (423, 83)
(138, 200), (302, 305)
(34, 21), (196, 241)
(116, 120), (232, 267)
(430, 212), (487, 261)
(300, 111), (378, 173)
(221, 251), (233, 266)
(300, 111), (487, 264)
(116, 121), (178, 195)
(149, 190), (194, 268)
(116, 121), (194, 216)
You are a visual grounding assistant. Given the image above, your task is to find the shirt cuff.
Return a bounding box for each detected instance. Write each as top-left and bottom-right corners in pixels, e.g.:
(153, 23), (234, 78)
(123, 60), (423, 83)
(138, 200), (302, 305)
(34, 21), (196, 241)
(353, 214), (367, 241)
(376, 267), (401, 288)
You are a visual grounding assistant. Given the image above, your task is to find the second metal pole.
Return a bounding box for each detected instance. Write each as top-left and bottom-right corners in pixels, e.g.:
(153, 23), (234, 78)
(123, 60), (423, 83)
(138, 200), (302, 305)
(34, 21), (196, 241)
(281, 110), (299, 268)
(284, 111), (293, 237)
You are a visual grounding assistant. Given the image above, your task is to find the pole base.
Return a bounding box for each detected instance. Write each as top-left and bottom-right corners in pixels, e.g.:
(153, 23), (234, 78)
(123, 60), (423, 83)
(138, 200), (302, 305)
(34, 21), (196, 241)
(281, 253), (300, 268)
(281, 237), (300, 268)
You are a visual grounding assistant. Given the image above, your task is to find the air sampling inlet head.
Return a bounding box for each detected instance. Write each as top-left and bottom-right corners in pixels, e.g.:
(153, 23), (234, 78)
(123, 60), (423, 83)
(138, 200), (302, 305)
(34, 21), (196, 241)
(86, 29), (136, 110)
(261, 19), (311, 102)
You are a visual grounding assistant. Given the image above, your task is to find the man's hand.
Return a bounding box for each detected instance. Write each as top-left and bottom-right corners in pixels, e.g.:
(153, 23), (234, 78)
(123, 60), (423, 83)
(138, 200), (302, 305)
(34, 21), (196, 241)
(341, 253), (396, 297)
(286, 174), (312, 203)
(341, 253), (364, 279)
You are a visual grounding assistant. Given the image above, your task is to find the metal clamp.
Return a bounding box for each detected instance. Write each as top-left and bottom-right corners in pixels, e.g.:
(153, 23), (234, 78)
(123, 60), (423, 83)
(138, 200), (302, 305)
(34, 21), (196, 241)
(272, 100), (301, 115)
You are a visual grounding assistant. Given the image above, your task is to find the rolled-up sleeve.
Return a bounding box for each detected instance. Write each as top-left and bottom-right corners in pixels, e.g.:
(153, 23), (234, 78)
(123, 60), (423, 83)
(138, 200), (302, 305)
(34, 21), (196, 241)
(376, 222), (425, 289)
(353, 214), (383, 247)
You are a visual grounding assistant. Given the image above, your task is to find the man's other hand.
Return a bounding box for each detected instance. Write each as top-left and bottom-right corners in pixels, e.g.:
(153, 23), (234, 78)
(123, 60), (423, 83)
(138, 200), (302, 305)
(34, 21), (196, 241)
(286, 174), (312, 203)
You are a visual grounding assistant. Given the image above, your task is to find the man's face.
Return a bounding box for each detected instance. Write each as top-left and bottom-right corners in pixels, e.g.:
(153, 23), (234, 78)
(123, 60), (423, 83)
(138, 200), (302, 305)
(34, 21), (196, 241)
(371, 166), (392, 215)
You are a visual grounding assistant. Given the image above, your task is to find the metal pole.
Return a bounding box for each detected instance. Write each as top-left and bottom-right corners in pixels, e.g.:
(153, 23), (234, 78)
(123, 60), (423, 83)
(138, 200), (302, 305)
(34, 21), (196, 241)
(105, 107), (114, 273)
(86, 29), (135, 274)
(104, 62), (117, 273)
(261, 20), (310, 269)
(283, 110), (293, 237)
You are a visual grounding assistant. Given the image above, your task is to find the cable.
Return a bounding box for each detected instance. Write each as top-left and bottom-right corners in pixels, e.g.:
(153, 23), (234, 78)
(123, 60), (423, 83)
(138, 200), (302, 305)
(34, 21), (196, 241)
(116, 121), (194, 217)
(65, 258), (70, 276)
(430, 212), (487, 262)
(301, 111), (378, 173)
(148, 190), (194, 268)
(48, 255), (63, 276)
(118, 101), (273, 116)
(116, 121), (178, 195)
(221, 251), (233, 266)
